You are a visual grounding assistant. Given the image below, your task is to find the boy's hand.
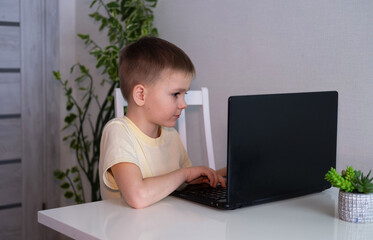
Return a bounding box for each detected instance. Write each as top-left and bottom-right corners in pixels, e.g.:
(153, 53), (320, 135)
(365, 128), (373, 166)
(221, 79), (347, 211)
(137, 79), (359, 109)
(185, 166), (226, 188)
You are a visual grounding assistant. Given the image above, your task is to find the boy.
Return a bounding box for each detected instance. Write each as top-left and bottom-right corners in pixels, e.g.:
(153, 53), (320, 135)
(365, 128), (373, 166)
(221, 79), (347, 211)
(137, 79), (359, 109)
(99, 36), (226, 209)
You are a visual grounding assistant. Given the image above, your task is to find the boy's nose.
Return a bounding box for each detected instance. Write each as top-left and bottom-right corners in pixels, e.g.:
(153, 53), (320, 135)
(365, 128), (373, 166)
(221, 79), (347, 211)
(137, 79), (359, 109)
(179, 98), (187, 109)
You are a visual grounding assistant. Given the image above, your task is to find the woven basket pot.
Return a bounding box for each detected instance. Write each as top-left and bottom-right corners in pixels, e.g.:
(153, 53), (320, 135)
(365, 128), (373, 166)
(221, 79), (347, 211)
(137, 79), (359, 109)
(338, 190), (373, 223)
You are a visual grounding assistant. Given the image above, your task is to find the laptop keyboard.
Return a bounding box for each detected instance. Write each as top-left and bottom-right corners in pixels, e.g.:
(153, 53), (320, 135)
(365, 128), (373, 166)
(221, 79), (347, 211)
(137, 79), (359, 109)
(180, 184), (227, 201)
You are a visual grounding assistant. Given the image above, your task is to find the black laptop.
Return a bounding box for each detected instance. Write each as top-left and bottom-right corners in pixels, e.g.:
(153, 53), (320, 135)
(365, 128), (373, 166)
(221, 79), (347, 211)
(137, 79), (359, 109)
(172, 91), (338, 210)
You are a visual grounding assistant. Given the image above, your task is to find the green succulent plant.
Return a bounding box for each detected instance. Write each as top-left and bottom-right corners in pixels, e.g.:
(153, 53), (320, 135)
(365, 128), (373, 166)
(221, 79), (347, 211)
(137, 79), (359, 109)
(325, 167), (355, 192)
(352, 170), (373, 194)
(341, 166), (355, 182)
(325, 166), (373, 194)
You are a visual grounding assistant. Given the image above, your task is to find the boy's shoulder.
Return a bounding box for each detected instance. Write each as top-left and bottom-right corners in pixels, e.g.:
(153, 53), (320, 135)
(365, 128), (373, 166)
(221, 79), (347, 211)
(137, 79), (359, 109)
(103, 117), (132, 134)
(102, 117), (138, 144)
(109, 117), (127, 123)
(104, 117), (128, 127)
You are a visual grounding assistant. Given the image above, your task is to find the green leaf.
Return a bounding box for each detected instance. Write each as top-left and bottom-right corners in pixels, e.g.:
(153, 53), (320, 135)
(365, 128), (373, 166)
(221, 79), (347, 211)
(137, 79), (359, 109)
(99, 18), (108, 31)
(70, 65), (76, 73)
(73, 176), (81, 183)
(62, 134), (72, 141)
(145, 0), (157, 5)
(89, 0), (97, 8)
(64, 113), (77, 124)
(53, 71), (61, 80)
(61, 124), (72, 131)
(75, 195), (84, 204)
(66, 87), (72, 96)
(66, 100), (74, 111)
(89, 48), (103, 57)
(77, 34), (90, 40)
(107, 1), (120, 9)
(71, 166), (79, 173)
(151, 28), (158, 36)
(70, 139), (77, 149)
(53, 169), (65, 180)
(90, 12), (103, 21)
(60, 182), (70, 189)
(96, 56), (105, 68)
(75, 75), (86, 83)
(64, 191), (74, 199)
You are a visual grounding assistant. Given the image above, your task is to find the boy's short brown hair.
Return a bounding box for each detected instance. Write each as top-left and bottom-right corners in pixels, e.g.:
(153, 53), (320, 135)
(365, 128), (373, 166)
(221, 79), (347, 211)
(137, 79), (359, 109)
(119, 36), (195, 101)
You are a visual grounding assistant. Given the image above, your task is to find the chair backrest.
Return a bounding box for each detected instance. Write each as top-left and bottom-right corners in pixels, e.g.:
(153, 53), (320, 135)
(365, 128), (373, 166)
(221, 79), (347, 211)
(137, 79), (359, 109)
(114, 88), (216, 170)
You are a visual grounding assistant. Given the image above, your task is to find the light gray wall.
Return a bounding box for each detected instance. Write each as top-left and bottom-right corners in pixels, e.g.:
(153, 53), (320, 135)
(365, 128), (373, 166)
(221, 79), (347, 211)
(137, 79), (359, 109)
(153, 0), (373, 173)
(59, 0), (78, 205)
(60, 1), (373, 181)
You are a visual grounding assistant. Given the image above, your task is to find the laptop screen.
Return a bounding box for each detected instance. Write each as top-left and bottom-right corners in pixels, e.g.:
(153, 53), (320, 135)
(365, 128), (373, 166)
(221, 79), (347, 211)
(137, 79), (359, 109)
(227, 91), (338, 205)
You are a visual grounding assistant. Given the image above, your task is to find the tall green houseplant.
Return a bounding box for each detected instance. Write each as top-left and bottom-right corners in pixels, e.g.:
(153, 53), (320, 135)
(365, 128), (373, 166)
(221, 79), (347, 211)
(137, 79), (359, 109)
(54, 0), (158, 203)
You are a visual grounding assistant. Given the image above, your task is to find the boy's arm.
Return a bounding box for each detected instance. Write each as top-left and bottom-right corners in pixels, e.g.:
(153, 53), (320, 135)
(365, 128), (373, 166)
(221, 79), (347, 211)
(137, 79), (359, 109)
(111, 162), (224, 209)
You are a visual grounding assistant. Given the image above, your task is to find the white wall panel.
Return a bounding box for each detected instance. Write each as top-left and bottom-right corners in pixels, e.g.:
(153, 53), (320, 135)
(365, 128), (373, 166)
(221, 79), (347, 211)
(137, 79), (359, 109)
(0, 207), (21, 240)
(0, 26), (20, 68)
(0, 162), (22, 206)
(0, 73), (21, 115)
(0, 118), (21, 161)
(0, 0), (19, 22)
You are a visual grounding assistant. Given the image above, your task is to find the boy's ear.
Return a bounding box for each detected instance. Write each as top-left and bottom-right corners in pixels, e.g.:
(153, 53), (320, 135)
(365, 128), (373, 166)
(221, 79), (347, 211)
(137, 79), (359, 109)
(132, 84), (146, 106)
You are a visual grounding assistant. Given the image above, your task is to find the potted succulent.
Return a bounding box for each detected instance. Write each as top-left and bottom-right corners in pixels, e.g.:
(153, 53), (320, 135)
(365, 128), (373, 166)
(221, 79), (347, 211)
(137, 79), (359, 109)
(325, 166), (373, 223)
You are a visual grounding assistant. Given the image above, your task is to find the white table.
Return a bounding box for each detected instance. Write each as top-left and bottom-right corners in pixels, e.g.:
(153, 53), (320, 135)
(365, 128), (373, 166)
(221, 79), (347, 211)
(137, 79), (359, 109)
(38, 188), (373, 240)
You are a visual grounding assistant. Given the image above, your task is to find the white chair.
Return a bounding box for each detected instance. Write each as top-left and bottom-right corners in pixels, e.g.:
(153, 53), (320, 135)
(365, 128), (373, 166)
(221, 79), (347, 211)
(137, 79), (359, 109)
(114, 87), (216, 170)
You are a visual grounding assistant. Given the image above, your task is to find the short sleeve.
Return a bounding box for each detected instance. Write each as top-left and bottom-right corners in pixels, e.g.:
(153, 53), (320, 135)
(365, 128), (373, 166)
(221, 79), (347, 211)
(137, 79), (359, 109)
(100, 119), (139, 190)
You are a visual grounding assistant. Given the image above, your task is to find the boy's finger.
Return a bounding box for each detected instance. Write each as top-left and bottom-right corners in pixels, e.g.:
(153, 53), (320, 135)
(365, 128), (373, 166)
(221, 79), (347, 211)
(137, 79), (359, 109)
(218, 175), (227, 188)
(209, 170), (218, 188)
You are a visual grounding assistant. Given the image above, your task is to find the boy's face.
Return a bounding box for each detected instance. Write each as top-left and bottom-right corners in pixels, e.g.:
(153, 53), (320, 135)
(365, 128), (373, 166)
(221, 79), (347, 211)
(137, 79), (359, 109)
(144, 69), (192, 128)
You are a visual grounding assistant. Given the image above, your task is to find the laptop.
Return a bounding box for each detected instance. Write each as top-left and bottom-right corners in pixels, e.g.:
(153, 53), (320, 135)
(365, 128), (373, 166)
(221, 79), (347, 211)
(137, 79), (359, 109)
(172, 91), (338, 210)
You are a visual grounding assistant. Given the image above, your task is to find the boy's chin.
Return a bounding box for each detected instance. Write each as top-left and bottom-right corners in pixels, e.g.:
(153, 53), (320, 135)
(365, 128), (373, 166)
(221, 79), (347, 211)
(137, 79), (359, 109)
(162, 121), (177, 128)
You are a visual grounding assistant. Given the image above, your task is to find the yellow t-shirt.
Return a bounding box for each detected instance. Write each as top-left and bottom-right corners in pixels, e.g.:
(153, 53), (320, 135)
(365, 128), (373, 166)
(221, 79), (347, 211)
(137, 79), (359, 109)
(99, 117), (192, 200)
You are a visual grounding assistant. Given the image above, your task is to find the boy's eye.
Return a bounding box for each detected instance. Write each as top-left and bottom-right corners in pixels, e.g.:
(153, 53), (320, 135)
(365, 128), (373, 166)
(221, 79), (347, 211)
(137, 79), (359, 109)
(172, 91), (188, 97)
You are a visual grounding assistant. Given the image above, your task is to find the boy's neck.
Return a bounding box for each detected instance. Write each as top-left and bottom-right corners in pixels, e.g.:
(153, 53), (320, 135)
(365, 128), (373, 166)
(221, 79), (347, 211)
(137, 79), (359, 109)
(126, 110), (161, 138)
